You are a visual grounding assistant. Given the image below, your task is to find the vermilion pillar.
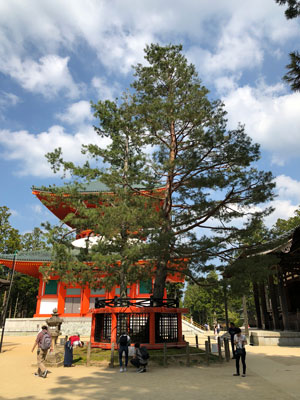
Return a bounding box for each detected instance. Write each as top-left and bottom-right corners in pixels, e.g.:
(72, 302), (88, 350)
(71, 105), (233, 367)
(81, 287), (90, 315)
(111, 313), (117, 345)
(34, 277), (43, 317)
(177, 313), (183, 342)
(57, 283), (65, 315)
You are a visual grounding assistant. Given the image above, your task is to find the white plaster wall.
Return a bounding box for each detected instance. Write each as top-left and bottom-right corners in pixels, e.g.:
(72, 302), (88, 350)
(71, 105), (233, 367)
(39, 299), (58, 315)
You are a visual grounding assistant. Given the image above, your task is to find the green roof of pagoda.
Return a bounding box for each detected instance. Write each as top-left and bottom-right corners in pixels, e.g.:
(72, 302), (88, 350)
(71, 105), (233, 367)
(32, 180), (159, 194)
(0, 250), (53, 262)
(0, 249), (80, 262)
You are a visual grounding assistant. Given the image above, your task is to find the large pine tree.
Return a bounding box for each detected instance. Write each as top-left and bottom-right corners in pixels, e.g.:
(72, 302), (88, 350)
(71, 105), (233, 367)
(46, 44), (275, 299)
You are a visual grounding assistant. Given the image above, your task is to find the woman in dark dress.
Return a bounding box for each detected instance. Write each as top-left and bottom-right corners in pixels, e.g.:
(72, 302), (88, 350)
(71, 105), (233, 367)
(64, 337), (73, 367)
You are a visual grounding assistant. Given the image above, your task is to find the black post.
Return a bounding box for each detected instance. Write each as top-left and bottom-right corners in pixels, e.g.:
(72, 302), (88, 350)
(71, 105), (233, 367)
(217, 336), (222, 361)
(224, 338), (230, 362)
(0, 251), (17, 353)
(195, 334), (199, 349)
(205, 340), (210, 366)
(86, 341), (91, 367)
(163, 342), (167, 368)
(109, 341), (115, 368)
(223, 279), (229, 331)
(186, 342), (190, 367)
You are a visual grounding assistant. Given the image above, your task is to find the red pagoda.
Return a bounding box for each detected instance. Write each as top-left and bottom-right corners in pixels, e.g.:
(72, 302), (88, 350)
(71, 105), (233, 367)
(0, 182), (188, 349)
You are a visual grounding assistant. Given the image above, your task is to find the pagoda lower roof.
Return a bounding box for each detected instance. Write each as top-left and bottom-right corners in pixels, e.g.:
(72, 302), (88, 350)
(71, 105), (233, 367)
(0, 250), (52, 262)
(0, 250), (53, 278)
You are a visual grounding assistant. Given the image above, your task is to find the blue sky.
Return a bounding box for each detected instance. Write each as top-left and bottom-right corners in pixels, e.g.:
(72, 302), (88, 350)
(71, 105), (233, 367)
(1, 0), (300, 234)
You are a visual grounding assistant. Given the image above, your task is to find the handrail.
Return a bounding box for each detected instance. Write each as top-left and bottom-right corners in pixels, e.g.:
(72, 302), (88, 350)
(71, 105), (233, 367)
(182, 315), (206, 331)
(94, 297), (180, 309)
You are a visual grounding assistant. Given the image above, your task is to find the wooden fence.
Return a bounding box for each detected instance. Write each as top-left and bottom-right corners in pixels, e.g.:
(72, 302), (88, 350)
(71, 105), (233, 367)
(85, 336), (231, 368)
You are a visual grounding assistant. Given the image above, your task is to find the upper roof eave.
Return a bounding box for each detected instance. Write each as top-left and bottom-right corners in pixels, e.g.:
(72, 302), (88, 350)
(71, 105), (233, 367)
(32, 181), (165, 195)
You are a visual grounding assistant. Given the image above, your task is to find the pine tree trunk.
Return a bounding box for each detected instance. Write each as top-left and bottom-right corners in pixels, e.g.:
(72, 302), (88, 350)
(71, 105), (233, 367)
(242, 295), (249, 336)
(13, 293), (19, 318)
(252, 281), (262, 329)
(119, 265), (128, 300)
(153, 120), (176, 300)
(153, 261), (168, 302)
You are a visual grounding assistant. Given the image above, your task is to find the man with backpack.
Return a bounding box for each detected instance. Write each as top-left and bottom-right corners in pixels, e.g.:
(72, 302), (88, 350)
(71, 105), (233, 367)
(130, 342), (149, 373)
(118, 332), (131, 372)
(32, 325), (52, 378)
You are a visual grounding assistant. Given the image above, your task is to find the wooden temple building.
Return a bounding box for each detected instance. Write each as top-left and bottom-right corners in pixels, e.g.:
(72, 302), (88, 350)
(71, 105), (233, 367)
(0, 182), (187, 348)
(247, 226), (300, 332)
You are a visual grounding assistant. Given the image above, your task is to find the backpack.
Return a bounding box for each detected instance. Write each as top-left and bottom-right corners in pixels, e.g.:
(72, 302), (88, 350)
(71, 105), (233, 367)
(140, 346), (150, 360)
(119, 334), (128, 346)
(40, 331), (51, 350)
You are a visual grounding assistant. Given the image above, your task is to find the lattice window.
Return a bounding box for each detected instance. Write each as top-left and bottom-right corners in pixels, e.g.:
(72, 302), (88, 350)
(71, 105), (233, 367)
(117, 313), (129, 337)
(155, 313), (178, 343)
(129, 313), (149, 343)
(117, 313), (150, 343)
(94, 314), (111, 343)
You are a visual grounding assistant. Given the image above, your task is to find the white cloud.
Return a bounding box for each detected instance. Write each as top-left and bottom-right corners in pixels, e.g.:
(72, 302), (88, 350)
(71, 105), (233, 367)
(188, 34), (263, 77)
(0, 91), (19, 107)
(262, 175), (300, 227)
(0, 125), (110, 177)
(274, 175), (300, 203)
(0, 91), (20, 119)
(222, 83), (300, 165)
(0, 0), (297, 80)
(9, 209), (19, 217)
(31, 204), (43, 214)
(92, 77), (121, 101)
(56, 101), (94, 125)
(0, 55), (80, 98)
(265, 200), (298, 227)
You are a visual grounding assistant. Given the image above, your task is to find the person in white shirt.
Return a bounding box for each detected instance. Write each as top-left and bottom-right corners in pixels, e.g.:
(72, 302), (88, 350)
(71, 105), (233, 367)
(233, 327), (247, 377)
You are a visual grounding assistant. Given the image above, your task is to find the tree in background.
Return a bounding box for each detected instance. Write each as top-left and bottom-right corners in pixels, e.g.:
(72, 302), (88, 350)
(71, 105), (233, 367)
(184, 272), (224, 326)
(271, 205), (300, 235)
(0, 207), (48, 318)
(276, 0), (300, 91)
(21, 227), (49, 251)
(276, 0), (300, 19)
(0, 206), (21, 254)
(46, 44), (275, 300)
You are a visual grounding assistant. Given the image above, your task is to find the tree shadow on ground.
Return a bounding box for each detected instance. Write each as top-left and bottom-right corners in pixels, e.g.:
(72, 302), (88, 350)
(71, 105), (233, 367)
(0, 341), (20, 352)
(1, 353), (300, 400)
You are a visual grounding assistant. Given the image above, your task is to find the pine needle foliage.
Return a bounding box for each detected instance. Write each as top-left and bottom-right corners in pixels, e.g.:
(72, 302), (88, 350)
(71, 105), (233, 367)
(45, 44), (275, 299)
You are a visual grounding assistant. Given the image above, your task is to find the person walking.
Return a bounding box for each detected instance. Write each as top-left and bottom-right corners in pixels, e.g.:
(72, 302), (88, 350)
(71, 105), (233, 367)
(118, 332), (130, 372)
(233, 327), (247, 377)
(214, 325), (218, 340)
(228, 322), (238, 359)
(32, 325), (52, 378)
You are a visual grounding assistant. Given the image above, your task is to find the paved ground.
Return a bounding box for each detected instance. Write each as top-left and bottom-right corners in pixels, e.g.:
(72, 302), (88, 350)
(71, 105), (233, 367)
(1, 335), (300, 400)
